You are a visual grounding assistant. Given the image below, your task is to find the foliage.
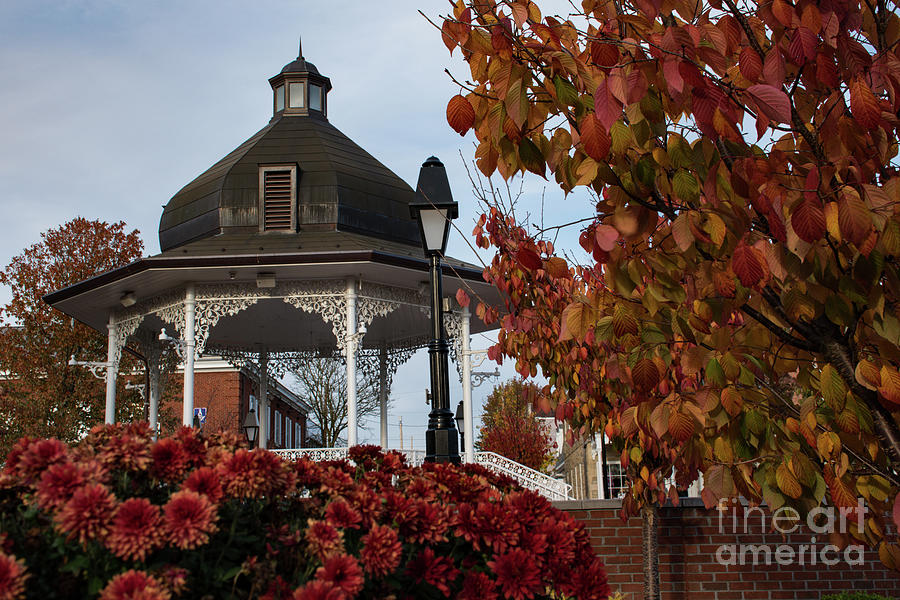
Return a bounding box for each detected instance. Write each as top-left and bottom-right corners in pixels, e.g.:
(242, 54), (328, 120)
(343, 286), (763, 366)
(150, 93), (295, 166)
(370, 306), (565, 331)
(439, 0), (900, 567)
(289, 358), (385, 447)
(822, 593), (896, 600)
(0, 218), (145, 456)
(479, 379), (557, 472)
(0, 424), (609, 599)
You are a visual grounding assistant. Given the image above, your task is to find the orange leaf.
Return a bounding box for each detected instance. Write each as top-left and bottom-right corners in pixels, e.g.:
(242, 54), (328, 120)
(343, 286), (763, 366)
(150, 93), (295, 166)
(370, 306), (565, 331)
(542, 256), (569, 278)
(878, 365), (900, 406)
(446, 95), (475, 136)
(837, 190), (872, 246)
(632, 358), (660, 393)
(850, 75), (881, 130)
(667, 410), (694, 442)
(721, 386), (744, 417)
(776, 462), (803, 499)
(612, 304), (638, 338)
(455, 288), (470, 308)
(855, 359), (881, 391)
(580, 115), (611, 161)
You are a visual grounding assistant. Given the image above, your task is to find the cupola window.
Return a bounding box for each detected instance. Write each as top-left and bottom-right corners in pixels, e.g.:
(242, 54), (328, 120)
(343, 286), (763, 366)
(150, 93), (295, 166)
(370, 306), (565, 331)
(309, 83), (323, 112)
(259, 165), (297, 231)
(275, 85), (285, 112)
(288, 82), (305, 108)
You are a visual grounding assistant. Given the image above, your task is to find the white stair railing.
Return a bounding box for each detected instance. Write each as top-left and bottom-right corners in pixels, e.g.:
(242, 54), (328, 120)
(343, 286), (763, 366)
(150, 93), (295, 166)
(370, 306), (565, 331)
(475, 451), (572, 501)
(270, 448), (571, 501)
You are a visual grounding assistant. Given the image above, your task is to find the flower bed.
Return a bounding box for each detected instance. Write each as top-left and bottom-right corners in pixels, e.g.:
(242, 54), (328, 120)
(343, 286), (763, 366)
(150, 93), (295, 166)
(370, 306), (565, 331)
(0, 423), (609, 599)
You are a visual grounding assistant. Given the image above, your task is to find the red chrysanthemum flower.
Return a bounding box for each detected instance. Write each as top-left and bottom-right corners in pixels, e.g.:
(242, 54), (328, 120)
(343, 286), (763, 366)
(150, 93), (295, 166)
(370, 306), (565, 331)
(359, 524), (402, 578)
(406, 547), (459, 598)
(10, 438), (68, 485)
(35, 461), (85, 511)
(217, 449), (272, 499)
(181, 467), (223, 503)
(314, 554), (363, 598)
(158, 566), (188, 595)
(291, 580), (344, 600)
(324, 499), (362, 530)
(558, 557), (610, 600)
(98, 569), (171, 600)
(0, 551), (28, 600)
(106, 498), (163, 562)
(163, 490), (217, 549)
(89, 424), (153, 473)
(488, 549), (543, 600)
(151, 439), (187, 482)
(55, 483), (116, 545)
(305, 520), (344, 560)
(459, 571), (498, 600)
(399, 500), (448, 544)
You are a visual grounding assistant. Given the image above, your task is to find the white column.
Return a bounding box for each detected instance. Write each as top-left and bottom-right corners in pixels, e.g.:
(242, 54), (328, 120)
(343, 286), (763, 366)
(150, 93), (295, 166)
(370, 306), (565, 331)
(104, 315), (117, 424)
(461, 306), (475, 463)
(345, 278), (358, 447)
(258, 351), (269, 450)
(379, 344), (388, 448)
(148, 362), (161, 440)
(182, 284), (196, 427)
(595, 433), (607, 499)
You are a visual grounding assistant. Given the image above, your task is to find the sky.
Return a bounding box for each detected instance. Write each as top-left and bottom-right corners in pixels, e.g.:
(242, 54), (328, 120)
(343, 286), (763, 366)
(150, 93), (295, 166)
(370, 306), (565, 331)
(0, 0), (592, 448)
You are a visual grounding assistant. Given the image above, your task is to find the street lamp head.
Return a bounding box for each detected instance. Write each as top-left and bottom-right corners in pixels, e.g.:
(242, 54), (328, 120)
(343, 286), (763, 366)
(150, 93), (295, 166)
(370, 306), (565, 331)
(409, 156), (458, 255)
(243, 408), (260, 446)
(455, 400), (464, 432)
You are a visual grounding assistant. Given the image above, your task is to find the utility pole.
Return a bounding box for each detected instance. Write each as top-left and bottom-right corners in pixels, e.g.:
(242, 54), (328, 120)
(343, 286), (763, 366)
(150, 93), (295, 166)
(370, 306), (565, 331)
(399, 417), (403, 450)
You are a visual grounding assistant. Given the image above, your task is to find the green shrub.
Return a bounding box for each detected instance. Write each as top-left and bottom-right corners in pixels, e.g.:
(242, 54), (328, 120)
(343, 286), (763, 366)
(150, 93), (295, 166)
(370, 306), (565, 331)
(823, 593), (896, 600)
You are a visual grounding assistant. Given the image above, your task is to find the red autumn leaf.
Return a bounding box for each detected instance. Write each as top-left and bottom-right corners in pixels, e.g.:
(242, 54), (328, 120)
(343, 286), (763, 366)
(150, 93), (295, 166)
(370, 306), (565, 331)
(594, 79), (620, 130)
(791, 196), (826, 242)
(580, 115), (611, 161)
(516, 247), (543, 270)
(739, 46), (762, 82)
(763, 48), (785, 87)
(732, 243), (767, 287)
(746, 84), (792, 123)
(542, 256), (570, 278)
(455, 288), (470, 308)
(632, 358), (660, 392)
(788, 27), (818, 65)
(594, 224), (619, 252)
(850, 75), (881, 130)
(446, 95), (475, 136)
(590, 42), (620, 68)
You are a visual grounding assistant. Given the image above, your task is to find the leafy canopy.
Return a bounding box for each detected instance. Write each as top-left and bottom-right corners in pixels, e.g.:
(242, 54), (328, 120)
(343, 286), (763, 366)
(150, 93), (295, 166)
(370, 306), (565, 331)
(479, 378), (557, 472)
(441, 0), (900, 566)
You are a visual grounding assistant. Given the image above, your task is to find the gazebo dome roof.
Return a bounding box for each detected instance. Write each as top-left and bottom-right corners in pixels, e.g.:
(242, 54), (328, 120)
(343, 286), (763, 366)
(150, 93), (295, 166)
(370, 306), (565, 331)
(158, 47), (418, 255)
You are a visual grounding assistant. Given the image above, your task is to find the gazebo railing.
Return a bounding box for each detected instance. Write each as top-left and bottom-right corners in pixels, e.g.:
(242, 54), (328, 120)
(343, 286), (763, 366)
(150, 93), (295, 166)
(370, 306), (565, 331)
(270, 447), (570, 501)
(475, 451), (572, 501)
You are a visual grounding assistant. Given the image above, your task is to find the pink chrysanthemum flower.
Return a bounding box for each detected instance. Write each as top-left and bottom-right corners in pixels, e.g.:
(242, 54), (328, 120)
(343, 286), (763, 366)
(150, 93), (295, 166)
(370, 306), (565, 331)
(359, 524), (402, 578)
(55, 483), (116, 545)
(98, 570), (171, 600)
(163, 490), (217, 550)
(106, 498), (163, 562)
(314, 554), (364, 598)
(0, 551), (28, 600)
(181, 467), (223, 503)
(488, 548), (543, 600)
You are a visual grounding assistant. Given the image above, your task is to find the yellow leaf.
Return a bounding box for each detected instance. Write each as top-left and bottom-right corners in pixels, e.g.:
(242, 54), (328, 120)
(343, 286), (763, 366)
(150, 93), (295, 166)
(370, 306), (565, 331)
(824, 201), (841, 242)
(776, 462), (803, 499)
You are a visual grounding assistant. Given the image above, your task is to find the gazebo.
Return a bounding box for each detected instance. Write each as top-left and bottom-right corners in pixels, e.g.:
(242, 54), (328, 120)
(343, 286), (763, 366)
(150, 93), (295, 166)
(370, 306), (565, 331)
(44, 45), (570, 499)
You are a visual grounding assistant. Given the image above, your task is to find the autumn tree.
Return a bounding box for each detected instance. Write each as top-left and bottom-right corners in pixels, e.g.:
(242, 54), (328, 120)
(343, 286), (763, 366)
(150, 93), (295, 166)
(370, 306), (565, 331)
(0, 217), (145, 456)
(288, 358), (384, 447)
(479, 378), (557, 471)
(438, 0), (900, 586)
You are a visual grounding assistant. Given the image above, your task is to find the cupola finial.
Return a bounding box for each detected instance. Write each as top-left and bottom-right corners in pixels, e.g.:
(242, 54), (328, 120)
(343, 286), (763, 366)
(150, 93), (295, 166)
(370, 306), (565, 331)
(298, 37), (303, 59)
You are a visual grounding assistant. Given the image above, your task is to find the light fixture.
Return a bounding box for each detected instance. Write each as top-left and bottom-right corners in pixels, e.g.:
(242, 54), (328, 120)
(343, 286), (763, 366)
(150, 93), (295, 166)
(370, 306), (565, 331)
(256, 272), (276, 288)
(120, 291), (137, 307)
(455, 400), (465, 452)
(408, 156), (458, 256)
(243, 408), (260, 448)
(410, 156), (460, 464)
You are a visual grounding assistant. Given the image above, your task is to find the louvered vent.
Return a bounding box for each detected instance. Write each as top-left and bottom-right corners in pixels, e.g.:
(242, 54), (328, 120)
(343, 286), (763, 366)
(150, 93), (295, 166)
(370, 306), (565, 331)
(263, 169), (294, 230)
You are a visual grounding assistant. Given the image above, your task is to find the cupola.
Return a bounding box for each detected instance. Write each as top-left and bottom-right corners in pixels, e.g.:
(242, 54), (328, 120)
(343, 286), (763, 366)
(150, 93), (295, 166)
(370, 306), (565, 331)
(268, 40), (332, 118)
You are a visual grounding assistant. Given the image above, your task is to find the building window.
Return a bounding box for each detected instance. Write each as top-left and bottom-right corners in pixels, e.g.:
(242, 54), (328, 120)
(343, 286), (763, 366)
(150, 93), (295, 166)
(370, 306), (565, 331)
(259, 165), (297, 231)
(605, 462), (629, 499)
(267, 405), (271, 442)
(275, 85), (285, 112)
(309, 83), (323, 112)
(286, 417), (292, 447)
(275, 410), (282, 447)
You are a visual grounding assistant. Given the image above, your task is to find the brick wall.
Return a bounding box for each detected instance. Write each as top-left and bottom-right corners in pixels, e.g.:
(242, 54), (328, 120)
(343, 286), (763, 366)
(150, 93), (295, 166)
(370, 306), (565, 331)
(555, 498), (898, 600)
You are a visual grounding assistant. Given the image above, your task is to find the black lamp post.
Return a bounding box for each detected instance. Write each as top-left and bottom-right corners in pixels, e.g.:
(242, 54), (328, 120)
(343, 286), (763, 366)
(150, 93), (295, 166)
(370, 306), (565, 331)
(455, 400), (465, 452)
(409, 156), (460, 464)
(243, 407), (260, 449)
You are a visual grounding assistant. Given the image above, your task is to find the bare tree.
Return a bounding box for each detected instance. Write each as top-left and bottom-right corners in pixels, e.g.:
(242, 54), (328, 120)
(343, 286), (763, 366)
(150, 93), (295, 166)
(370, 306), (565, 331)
(288, 358), (383, 447)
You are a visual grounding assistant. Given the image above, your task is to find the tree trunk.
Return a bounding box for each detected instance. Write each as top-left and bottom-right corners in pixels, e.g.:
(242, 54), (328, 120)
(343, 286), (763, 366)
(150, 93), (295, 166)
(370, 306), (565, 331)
(642, 504), (660, 600)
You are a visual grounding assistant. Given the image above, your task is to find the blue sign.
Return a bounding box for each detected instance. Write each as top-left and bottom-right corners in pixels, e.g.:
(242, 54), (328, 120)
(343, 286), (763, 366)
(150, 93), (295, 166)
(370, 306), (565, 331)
(193, 407), (208, 425)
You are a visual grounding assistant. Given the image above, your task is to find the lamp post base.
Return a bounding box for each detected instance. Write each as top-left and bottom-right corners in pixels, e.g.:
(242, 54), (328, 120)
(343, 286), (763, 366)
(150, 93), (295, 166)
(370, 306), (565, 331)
(425, 422), (461, 464)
